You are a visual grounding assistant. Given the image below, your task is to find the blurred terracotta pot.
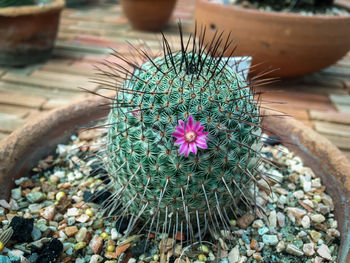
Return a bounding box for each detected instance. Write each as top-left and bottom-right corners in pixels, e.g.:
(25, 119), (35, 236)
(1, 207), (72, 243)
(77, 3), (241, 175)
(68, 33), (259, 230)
(0, 96), (350, 262)
(120, 0), (177, 31)
(194, 0), (350, 77)
(0, 0), (65, 66)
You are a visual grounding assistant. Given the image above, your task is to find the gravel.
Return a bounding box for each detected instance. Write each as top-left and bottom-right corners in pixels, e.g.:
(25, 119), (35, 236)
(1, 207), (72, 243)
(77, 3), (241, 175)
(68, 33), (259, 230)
(0, 131), (341, 262)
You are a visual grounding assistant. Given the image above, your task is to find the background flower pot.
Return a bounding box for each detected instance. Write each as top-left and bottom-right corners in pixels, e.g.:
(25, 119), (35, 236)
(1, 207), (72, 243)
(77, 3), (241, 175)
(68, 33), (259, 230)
(0, 96), (350, 262)
(194, 0), (350, 78)
(0, 0), (65, 67)
(120, 0), (177, 31)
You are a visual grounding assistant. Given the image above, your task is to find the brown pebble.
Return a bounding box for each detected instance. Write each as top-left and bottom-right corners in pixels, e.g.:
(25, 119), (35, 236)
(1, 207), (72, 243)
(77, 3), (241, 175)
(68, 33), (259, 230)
(89, 235), (103, 254)
(22, 189), (31, 196)
(298, 200), (313, 213)
(116, 243), (131, 256)
(237, 213), (255, 229)
(19, 179), (35, 188)
(40, 206), (56, 221)
(314, 223), (328, 232)
(250, 238), (260, 251)
(105, 252), (118, 259)
(56, 196), (71, 213)
(84, 230), (93, 243)
(65, 226), (78, 237)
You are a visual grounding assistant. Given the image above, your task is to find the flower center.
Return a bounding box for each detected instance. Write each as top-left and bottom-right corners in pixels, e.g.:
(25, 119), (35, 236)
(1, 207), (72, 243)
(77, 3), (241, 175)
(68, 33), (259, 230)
(184, 130), (197, 143)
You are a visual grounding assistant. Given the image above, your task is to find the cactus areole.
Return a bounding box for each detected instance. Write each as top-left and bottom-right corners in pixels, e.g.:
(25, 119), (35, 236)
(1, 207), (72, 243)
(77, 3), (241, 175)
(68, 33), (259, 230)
(102, 26), (264, 239)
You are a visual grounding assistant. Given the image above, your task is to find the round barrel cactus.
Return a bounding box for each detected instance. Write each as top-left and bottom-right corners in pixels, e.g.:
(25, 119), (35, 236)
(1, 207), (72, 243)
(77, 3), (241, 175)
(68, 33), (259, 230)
(100, 27), (264, 239)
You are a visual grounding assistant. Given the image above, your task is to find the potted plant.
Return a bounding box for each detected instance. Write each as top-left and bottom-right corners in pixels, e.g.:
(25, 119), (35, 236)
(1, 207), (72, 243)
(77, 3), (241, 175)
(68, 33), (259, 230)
(0, 31), (349, 262)
(120, 0), (178, 31)
(0, 0), (65, 67)
(194, 0), (350, 77)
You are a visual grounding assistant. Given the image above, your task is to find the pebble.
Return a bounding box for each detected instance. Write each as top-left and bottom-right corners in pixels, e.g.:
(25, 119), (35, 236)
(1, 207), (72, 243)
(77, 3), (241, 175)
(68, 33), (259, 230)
(89, 235), (103, 254)
(31, 227), (42, 241)
(228, 245), (240, 263)
(322, 194), (334, 210)
(76, 214), (90, 223)
(90, 255), (104, 263)
(285, 207), (307, 220)
(311, 214), (326, 223)
(262, 235), (278, 245)
(66, 207), (81, 217)
(11, 188), (21, 200)
(292, 190), (304, 199)
(285, 244), (304, 257)
(28, 204), (43, 213)
(317, 244), (332, 260)
(26, 192), (45, 203)
(310, 230), (322, 242)
(237, 213), (255, 229)
(40, 206), (55, 221)
(75, 227), (88, 242)
(301, 215), (310, 229)
(74, 242), (86, 251)
(268, 211), (277, 227)
(0, 255), (11, 263)
(276, 241), (285, 252)
(111, 228), (122, 240)
(303, 242), (315, 256)
(252, 220), (264, 228)
(257, 227), (268, 235)
(328, 228), (340, 238)
(65, 226), (78, 237)
(276, 212), (285, 227)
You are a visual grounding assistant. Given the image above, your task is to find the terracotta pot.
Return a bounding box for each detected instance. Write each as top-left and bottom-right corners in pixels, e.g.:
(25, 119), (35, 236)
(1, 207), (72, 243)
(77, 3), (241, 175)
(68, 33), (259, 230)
(194, 0), (350, 78)
(0, 0), (65, 66)
(0, 96), (350, 262)
(120, 0), (177, 31)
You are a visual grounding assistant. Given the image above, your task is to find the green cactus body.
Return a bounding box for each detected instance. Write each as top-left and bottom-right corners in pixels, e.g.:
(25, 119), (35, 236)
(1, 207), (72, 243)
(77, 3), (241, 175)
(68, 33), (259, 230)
(103, 33), (263, 237)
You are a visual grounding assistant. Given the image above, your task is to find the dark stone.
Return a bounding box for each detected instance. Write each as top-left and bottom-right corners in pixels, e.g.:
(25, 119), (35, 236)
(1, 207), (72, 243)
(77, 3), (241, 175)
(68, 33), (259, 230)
(115, 216), (129, 233)
(169, 255), (176, 263)
(131, 240), (149, 257)
(263, 135), (281, 146)
(83, 190), (112, 205)
(36, 238), (63, 263)
(9, 216), (34, 243)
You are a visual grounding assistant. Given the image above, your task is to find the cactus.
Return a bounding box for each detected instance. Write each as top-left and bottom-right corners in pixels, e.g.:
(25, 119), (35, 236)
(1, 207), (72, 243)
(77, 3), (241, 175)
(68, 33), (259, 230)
(0, 0), (36, 7)
(97, 26), (269, 240)
(234, 0), (334, 12)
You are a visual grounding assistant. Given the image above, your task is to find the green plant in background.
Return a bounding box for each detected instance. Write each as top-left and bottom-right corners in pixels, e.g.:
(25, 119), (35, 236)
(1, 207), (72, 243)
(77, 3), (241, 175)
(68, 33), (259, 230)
(97, 26), (268, 240)
(234, 0), (334, 12)
(0, 0), (36, 7)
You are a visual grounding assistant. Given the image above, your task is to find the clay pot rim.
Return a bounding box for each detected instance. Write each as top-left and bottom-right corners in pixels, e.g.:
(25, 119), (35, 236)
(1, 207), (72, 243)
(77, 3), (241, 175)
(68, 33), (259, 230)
(0, 0), (65, 17)
(198, 0), (350, 20)
(1, 96), (350, 262)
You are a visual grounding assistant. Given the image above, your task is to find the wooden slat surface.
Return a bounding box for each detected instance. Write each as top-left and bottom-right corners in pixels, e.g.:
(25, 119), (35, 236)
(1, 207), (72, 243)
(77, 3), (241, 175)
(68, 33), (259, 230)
(0, 0), (349, 161)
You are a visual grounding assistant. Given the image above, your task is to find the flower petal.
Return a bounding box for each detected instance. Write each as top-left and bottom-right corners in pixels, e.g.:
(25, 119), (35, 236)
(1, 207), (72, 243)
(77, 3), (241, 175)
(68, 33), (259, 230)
(187, 115), (194, 129)
(193, 121), (201, 131)
(172, 132), (184, 139)
(196, 141), (208, 149)
(178, 120), (185, 127)
(174, 138), (185, 145)
(189, 142), (197, 155)
(184, 144), (191, 157)
(179, 143), (188, 155)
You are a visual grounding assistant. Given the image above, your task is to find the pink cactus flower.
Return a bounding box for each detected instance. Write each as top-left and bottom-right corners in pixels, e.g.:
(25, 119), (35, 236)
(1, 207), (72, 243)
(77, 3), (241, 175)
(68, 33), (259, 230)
(172, 115), (209, 157)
